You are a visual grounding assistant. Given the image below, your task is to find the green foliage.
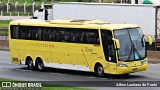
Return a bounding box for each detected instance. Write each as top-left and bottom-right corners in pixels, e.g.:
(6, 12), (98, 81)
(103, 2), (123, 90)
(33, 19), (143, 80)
(42, 87), (90, 90)
(2, 12), (33, 16)
(60, 0), (80, 2)
(0, 0), (53, 5)
(0, 78), (90, 90)
(0, 20), (10, 35)
(0, 30), (8, 36)
(0, 20), (11, 28)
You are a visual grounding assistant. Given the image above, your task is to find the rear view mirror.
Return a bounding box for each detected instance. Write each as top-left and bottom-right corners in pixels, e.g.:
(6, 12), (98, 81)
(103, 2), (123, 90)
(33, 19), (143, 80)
(144, 34), (152, 45)
(112, 38), (120, 49)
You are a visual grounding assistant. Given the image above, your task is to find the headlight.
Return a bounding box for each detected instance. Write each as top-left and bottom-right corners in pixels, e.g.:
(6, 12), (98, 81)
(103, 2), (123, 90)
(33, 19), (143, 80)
(141, 60), (147, 65)
(117, 63), (127, 67)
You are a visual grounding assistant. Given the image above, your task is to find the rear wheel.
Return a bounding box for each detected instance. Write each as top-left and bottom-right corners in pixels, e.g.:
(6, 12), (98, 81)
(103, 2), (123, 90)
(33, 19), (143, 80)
(27, 59), (34, 70)
(95, 64), (105, 77)
(37, 60), (44, 71)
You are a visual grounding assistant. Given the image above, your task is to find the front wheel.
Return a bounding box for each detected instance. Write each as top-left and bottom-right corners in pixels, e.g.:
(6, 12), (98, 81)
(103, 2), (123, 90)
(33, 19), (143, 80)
(95, 64), (105, 77)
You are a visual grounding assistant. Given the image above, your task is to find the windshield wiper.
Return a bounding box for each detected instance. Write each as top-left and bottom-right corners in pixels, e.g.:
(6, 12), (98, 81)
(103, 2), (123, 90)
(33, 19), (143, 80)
(127, 43), (142, 61)
(127, 43), (133, 61)
(133, 45), (142, 59)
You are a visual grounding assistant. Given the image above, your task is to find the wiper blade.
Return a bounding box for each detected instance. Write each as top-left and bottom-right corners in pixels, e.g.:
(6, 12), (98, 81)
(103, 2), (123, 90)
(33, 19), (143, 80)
(134, 46), (142, 59)
(128, 43), (142, 60)
(127, 43), (133, 60)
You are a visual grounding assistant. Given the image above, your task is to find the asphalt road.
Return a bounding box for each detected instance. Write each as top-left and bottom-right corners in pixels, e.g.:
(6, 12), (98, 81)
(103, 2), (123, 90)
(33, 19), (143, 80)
(0, 51), (160, 90)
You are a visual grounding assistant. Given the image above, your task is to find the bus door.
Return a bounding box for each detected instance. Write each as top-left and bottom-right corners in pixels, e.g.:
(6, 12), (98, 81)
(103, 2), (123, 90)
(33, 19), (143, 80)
(101, 30), (117, 74)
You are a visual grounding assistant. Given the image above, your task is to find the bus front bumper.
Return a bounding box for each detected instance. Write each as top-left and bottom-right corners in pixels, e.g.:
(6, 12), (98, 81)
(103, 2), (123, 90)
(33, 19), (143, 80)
(116, 64), (147, 75)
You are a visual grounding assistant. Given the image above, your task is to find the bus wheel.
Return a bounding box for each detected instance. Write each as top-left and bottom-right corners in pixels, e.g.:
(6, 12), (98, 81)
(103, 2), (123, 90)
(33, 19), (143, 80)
(27, 60), (34, 70)
(37, 60), (44, 71)
(95, 64), (105, 77)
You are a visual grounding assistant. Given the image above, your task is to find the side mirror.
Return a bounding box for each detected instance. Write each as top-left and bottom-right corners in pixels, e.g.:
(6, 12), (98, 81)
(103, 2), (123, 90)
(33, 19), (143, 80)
(144, 34), (152, 45)
(112, 38), (120, 49)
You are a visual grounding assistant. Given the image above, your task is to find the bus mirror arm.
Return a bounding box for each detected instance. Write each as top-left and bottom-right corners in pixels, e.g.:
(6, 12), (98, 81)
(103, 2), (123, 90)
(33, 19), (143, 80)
(112, 38), (120, 50)
(144, 34), (152, 45)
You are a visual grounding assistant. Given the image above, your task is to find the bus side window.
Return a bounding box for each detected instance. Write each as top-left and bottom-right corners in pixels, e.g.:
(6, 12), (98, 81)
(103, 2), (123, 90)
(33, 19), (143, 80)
(11, 26), (19, 39)
(83, 30), (99, 44)
(57, 29), (71, 42)
(32, 27), (42, 40)
(20, 26), (32, 40)
(63, 30), (71, 42)
(43, 28), (50, 41)
(101, 30), (116, 63)
(43, 27), (57, 41)
(49, 29), (56, 41)
(57, 30), (64, 42)
(71, 29), (81, 43)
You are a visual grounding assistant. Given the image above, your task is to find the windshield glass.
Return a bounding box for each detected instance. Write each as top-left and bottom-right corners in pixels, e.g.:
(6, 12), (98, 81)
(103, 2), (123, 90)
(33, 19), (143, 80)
(114, 28), (146, 61)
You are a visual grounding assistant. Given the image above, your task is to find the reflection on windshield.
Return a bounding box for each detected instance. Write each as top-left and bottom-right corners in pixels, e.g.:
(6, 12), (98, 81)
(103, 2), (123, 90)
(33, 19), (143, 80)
(114, 28), (146, 61)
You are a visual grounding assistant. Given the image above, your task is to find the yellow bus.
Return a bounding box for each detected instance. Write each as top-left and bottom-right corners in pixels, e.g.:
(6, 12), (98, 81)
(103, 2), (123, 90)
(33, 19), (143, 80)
(9, 19), (152, 77)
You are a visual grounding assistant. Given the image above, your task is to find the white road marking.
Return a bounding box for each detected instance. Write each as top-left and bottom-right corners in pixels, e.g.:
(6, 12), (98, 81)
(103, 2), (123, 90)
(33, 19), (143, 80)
(16, 69), (32, 72)
(0, 67), (2, 69)
(100, 78), (106, 80)
(49, 73), (66, 75)
(88, 77), (97, 79)
(58, 73), (66, 75)
(49, 73), (56, 74)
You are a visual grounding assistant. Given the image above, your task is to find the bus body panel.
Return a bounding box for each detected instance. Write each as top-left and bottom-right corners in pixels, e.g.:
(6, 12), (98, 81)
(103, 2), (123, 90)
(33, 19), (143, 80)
(9, 39), (106, 72)
(9, 19), (149, 75)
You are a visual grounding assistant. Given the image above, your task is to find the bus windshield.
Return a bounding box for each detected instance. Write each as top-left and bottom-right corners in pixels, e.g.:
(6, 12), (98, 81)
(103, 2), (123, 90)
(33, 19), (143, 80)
(114, 28), (146, 61)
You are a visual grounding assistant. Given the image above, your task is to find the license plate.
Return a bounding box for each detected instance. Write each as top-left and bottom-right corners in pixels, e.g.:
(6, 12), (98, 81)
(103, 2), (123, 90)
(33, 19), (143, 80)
(132, 68), (138, 71)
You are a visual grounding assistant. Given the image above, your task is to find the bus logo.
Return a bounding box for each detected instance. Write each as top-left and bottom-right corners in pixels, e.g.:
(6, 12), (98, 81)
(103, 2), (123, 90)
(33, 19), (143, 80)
(2, 82), (11, 87)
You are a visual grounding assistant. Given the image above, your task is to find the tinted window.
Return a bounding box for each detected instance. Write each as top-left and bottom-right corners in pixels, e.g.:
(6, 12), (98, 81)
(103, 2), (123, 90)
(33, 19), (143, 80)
(32, 27), (42, 40)
(20, 26), (32, 40)
(71, 29), (99, 44)
(84, 30), (99, 44)
(43, 27), (56, 41)
(10, 26), (100, 45)
(101, 30), (116, 63)
(57, 29), (71, 42)
(11, 26), (19, 39)
(71, 29), (83, 43)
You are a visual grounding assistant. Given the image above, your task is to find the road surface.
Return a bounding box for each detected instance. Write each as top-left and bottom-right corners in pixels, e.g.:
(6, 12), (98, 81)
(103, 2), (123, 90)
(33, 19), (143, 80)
(0, 51), (160, 90)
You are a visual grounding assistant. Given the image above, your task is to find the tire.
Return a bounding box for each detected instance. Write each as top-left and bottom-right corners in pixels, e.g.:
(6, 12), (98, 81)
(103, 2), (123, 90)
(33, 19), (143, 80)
(27, 60), (34, 70)
(95, 64), (105, 77)
(37, 60), (44, 71)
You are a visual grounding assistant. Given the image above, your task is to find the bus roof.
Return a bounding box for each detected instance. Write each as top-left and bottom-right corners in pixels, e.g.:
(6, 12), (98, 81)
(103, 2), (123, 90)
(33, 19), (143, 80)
(10, 19), (138, 30)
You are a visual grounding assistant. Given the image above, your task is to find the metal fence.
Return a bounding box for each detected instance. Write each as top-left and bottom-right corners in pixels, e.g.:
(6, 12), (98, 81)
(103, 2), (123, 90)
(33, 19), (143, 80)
(0, 3), (41, 15)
